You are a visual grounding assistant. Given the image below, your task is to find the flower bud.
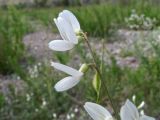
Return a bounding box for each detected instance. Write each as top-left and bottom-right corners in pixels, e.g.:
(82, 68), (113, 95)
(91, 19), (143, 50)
(75, 29), (83, 36)
(79, 63), (89, 73)
(77, 35), (84, 41)
(76, 29), (84, 41)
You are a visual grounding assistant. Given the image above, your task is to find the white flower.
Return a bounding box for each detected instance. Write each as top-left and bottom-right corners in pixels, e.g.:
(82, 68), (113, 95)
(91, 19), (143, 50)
(59, 10), (80, 32)
(70, 113), (75, 118)
(84, 100), (155, 120)
(52, 113), (57, 118)
(84, 102), (113, 120)
(132, 94), (136, 103)
(35, 108), (39, 112)
(140, 110), (145, 116)
(74, 108), (78, 113)
(41, 98), (47, 108)
(137, 101), (145, 109)
(51, 62), (83, 92)
(67, 114), (71, 119)
(120, 99), (155, 120)
(49, 10), (80, 51)
(158, 35), (160, 41)
(26, 94), (31, 101)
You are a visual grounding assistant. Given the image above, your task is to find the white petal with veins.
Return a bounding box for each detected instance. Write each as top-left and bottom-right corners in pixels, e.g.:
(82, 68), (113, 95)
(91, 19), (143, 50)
(59, 10), (80, 31)
(57, 17), (78, 44)
(140, 115), (155, 120)
(51, 62), (83, 77)
(84, 102), (113, 120)
(48, 40), (74, 51)
(120, 99), (140, 120)
(54, 76), (81, 92)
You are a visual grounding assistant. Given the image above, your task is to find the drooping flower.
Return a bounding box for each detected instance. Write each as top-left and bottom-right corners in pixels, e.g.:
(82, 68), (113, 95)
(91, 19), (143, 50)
(84, 102), (114, 120)
(51, 62), (84, 92)
(49, 10), (81, 51)
(120, 99), (155, 120)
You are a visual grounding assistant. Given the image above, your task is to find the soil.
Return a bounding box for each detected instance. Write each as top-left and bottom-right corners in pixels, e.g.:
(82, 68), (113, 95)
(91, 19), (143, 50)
(23, 30), (143, 68)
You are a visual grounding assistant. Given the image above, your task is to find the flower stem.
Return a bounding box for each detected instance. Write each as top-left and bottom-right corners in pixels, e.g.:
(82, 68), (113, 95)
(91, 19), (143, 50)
(83, 33), (119, 120)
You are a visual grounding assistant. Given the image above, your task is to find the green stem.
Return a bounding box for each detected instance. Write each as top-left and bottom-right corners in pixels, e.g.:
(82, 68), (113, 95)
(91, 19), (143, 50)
(96, 92), (100, 103)
(83, 33), (119, 120)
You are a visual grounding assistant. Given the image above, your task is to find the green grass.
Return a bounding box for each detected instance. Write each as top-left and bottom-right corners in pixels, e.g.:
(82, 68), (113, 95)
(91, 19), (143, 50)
(0, 6), (29, 75)
(18, 2), (160, 37)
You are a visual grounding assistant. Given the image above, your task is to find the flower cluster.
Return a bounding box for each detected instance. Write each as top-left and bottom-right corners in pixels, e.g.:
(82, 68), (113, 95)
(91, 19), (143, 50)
(125, 9), (157, 30)
(48, 10), (155, 120)
(28, 62), (42, 78)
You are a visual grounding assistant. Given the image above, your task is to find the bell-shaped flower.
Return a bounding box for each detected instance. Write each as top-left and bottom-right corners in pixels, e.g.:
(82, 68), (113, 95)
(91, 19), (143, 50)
(120, 99), (155, 120)
(51, 62), (83, 92)
(84, 102), (114, 120)
(49, 10), (80, 51)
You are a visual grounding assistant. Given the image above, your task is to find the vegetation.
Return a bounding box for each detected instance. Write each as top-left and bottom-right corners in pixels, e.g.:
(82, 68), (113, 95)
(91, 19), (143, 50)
(0, 7), (28, 75)
(0, 1), (160, 119)
(20, 2), (160, 37)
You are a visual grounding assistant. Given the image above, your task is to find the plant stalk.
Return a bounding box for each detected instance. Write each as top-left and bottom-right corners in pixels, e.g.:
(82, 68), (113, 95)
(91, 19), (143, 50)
(83, 33), (119, 120)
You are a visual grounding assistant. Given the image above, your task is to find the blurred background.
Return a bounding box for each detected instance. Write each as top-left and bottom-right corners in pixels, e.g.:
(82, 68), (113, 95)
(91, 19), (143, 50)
(0, 0), (160, 120)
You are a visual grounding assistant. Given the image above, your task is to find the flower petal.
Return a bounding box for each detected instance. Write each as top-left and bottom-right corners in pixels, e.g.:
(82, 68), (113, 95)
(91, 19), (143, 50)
(140, 115), (155, 120)
(54, 76), (80, 92)
(57, 17), (78, 44)
(84, 102), (113, 120)
(48, 40), (74, 51)
(54, 18), (67, 40)
(51, 62), (83, 77)
(59, 10), (80, 32)
(120, 99), (139, 120)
